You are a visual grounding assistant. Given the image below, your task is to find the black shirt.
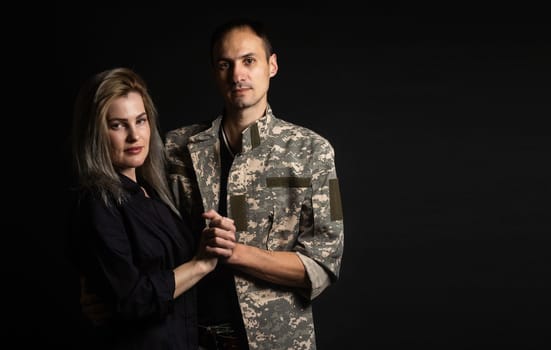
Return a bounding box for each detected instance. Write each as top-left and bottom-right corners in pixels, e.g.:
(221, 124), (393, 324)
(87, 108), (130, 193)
(196, 129), (248, 346)
(68, 174), (197, 349)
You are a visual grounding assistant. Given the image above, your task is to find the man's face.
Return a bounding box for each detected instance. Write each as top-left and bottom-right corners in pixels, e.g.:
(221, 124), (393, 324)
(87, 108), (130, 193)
(212, 27), (277, 110)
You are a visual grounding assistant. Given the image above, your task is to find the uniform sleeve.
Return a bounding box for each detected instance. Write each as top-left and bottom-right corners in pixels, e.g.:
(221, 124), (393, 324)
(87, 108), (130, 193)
(295, 138), (344, 289)
(296, 252), (331, 299)
(73, 194), (175, 321)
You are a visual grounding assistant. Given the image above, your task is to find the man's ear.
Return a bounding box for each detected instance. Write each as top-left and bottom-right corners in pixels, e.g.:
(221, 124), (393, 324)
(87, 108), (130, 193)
(269, 53), (278, 77)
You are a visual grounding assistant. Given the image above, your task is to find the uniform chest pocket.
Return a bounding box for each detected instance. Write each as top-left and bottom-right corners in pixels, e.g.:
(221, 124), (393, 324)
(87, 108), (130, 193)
(265, 176), (312, 250)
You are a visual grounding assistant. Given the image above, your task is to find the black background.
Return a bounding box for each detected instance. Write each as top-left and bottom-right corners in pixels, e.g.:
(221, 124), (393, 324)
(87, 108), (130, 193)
(47, 2), (550, 348)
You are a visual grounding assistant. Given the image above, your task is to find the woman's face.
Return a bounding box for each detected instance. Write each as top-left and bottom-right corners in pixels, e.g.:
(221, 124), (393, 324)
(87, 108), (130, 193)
(106, 91), (150, 181)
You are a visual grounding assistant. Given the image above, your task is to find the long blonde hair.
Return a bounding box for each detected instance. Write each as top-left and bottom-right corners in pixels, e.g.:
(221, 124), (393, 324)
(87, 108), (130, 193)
(71, 67), (178, 214)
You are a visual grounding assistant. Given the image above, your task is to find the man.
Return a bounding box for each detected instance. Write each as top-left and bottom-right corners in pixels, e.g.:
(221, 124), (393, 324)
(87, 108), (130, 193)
(165, 18), (344, 350)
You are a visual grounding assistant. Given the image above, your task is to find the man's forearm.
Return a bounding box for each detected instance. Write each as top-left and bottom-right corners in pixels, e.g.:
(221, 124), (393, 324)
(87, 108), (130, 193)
(226, 243), (310, 288)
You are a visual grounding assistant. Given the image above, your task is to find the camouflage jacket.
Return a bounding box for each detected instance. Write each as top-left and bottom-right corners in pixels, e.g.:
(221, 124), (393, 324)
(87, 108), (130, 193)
(165, 106), (344, 350)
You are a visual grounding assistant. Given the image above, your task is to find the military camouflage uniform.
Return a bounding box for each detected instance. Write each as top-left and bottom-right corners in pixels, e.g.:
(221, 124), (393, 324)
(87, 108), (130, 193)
(165, 105), (344, 350)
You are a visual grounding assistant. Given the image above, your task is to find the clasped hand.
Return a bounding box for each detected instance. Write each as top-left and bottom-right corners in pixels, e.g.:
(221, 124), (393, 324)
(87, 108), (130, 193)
(199, 209), (237, 259)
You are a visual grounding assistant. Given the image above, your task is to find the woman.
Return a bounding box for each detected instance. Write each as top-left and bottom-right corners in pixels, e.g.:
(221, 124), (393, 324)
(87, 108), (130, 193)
(68, 67), (235, 349)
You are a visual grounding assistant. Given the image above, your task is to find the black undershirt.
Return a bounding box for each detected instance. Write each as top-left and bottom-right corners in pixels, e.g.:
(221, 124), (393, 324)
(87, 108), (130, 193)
(196, 128), (248, 347)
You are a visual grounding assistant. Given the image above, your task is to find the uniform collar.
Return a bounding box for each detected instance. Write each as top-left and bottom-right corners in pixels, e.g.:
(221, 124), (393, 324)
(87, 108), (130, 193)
(189, 104), (277, 155)
(239, 105), (274, 154)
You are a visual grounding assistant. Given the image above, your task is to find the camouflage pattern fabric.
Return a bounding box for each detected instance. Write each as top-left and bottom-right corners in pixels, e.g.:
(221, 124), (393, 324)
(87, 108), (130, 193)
(165, 105), (344, 350)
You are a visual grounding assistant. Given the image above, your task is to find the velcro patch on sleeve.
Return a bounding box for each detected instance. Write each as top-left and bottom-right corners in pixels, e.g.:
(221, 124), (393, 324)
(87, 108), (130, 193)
(329, 178), (343, 221)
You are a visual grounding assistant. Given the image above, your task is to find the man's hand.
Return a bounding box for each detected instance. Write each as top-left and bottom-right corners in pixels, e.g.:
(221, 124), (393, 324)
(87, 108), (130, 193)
(201, 209), (236, 258)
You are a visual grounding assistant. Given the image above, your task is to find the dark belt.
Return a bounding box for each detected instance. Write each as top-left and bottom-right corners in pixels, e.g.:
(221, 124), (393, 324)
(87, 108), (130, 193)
(198, 323), (247, 350)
